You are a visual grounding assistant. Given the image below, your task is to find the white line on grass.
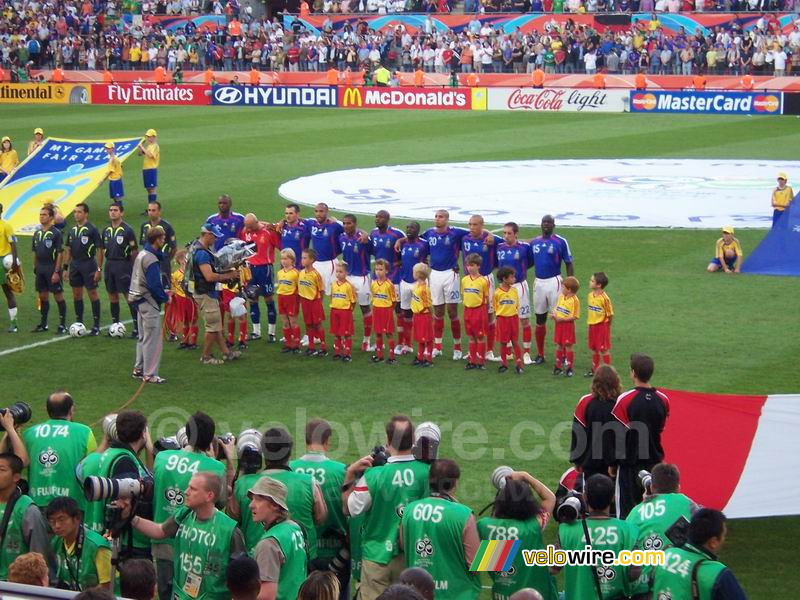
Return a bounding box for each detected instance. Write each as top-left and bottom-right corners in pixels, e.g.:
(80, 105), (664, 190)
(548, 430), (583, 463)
(0, 319), (135, 357)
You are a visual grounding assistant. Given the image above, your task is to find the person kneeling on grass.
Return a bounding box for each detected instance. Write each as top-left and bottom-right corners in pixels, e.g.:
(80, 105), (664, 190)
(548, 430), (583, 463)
(706, 226), (743, 274)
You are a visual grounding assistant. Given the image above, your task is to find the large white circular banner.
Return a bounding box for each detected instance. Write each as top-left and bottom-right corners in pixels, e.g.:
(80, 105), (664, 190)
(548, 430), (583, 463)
(279, 159), (799, 229)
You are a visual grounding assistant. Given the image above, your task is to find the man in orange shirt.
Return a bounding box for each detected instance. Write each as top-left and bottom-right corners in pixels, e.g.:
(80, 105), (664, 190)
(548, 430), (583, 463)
(326, 67), (339, 85)
(249, 68), (260, 86)
(466, 72), (478, 86)
(740, 71), (754, 90)
(103, 69), (113, 84)
(532, 67), (545, 88)
(154, 65), (166, 84)
(593, 70), (606, 89)
(50, 66), (64, 83)
(635, 69), (646, 90)
(204, 67), (214, 85)
(228, 18), (241, 37)
(414, 67), (424, 87)
(692, 73), (706, 90)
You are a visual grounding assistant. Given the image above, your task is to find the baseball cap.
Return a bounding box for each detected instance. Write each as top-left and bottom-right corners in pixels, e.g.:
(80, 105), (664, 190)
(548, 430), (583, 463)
(247, 477), (288, 511)
(33, 128), (43, 135)
(777, 172), (788, 181)
(1, 136), (10, 143)
(145, 128), (157, 137)
(200, 223), (223, 237)
(104, 142), (114, 149)
(722, 225), (734, 234)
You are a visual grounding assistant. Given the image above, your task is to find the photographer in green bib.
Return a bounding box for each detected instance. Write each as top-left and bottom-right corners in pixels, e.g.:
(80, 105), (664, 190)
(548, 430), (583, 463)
(289, 419), (348, 591)
(552, 474), (639, 600)
(22, 391), (97, 510)
(121, 471), (245, 600)
(90, 411), (155, 562)
(476, 468), (558, 600)
(625, 463), (699, 599)
(152, 412), (234, 600)
(0, 452), (52, 580)
(46, 496), (112, 591)
(229, 427), (327, 558)
(343, 415), (430, 600)
(651, 508), (747, 600)
(400, 458), (481, 600)
(249, 477), (309, 600)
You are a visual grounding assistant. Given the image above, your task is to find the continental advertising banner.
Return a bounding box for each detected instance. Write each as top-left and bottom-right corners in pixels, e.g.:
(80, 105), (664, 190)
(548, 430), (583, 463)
(630, 90), (782, 115)
(211, 85), (338, 107)
(91, 83), (211, 106)
(0, 83), (91, 104)
(487, 87), (627, 112)
(0, 137), (140, 235)
(339, 86), (473, 110)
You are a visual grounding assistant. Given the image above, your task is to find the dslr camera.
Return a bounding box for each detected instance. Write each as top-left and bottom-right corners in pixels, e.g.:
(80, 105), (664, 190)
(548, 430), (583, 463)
(237, 429), (263, 474)
(412, 422), (441, 464)
(638, 469), (653, 496)
(0, 402), (32, 426)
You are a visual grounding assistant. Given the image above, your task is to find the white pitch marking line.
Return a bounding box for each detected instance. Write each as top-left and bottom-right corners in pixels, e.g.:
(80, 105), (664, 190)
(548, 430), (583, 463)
(0, 319), (135, 357)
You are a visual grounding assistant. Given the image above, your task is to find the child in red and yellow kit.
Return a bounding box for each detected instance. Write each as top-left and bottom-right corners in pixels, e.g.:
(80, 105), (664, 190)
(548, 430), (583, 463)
(411, 263), (434, 367)
(330, 262), (356, 361)
(170, 249), (198, 349)
(493, 266), (524, 374)
(552, 275), (580, 377)
(461, 253), (489, 369)
(298, 248), (327, 356)
(370, 258), (398, 364)
(586, 271), (613, 377)
(276, 248), (300, 352)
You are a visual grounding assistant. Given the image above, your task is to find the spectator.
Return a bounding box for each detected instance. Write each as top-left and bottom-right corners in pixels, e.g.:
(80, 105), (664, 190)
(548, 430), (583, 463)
(120, 559), (157, 600)
(343, 416), (430, 600)
(612, 354), (670, 519)
(0, 453), (52, 580)
(47, 497), (112, 591)
(22, 390), (96, 510)
(400, 458), (480, 599)
(651, 509), (748, 599)
(226, 555), (261, 600)
(477, 471), (558, 600)
(8, 552), (49, 586)
(298, 570), (341, 600)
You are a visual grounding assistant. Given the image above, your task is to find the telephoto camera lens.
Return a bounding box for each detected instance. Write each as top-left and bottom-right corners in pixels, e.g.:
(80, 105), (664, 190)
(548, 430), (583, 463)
(102, 414), (118, 441)
(0, 402), (32, 426)
(491, 466), (514, 490)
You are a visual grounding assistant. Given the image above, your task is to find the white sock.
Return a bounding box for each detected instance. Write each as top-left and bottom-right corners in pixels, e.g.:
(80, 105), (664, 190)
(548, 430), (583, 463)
(363, 336), (370, 344)
(268, 323), (276, 335)
(252, 323), (261, 336)
(9, 307), (17, 320)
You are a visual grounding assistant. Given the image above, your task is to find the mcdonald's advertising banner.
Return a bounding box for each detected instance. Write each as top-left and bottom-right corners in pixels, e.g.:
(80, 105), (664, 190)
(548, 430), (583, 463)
(0, 137), (140, 235)
(338, 86), (482, 110)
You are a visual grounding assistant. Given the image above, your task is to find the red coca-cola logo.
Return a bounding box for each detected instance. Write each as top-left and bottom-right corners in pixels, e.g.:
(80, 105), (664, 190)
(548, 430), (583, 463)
(507, 88), (565, 111)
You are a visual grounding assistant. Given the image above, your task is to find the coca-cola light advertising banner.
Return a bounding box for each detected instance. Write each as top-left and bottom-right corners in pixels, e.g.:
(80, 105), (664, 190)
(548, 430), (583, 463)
(487, 87), (628, 113)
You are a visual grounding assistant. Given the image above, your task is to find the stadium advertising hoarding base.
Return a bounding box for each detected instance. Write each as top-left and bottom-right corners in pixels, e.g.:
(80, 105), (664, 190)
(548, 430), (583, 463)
(211, 85), (338, 107)
(0, 83), (90, 104)
(279, 159), (799, 229)
(487, 87), (628, 112)
(630, 90), (782, 115)
(91, 83), (210, 105)
(338, 86), (476, 110)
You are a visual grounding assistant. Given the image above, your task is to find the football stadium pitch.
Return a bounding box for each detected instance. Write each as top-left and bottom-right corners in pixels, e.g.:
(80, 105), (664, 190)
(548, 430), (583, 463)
(2, 105), (799, 596)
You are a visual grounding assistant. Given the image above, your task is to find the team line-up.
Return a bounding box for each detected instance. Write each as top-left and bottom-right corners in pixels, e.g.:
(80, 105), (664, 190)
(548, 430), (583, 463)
(228, 204), (607, 376)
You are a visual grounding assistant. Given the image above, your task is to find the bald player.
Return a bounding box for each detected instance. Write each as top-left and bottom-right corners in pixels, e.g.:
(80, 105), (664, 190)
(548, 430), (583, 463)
(239, 213), (280, 341)
(461, 215), (500, 361)
(305, 203), (344, 295)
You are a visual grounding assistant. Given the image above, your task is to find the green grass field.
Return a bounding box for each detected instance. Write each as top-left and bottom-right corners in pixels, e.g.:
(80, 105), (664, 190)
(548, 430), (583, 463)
(1, 105), (799, 597)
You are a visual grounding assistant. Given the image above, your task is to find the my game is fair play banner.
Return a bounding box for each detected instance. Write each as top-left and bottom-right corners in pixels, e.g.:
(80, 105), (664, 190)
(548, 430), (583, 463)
(0, 137), (140, 235)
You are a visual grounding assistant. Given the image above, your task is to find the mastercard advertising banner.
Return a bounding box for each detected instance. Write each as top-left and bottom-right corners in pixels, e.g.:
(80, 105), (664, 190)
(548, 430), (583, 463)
(629, 90), (782, 115)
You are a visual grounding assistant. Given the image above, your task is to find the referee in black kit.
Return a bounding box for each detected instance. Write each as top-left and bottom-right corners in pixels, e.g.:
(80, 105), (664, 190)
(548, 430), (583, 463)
(102, 202), (139, 337)
(63, 202), (104, 336)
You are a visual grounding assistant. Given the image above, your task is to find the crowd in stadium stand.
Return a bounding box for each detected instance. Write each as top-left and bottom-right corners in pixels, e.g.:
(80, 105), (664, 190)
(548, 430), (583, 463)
(1, 2), (797, 78)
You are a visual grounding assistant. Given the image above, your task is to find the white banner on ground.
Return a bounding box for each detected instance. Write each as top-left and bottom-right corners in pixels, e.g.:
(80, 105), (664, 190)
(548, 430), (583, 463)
(279, 159), (799, 228)
(486, 87), (628, 112)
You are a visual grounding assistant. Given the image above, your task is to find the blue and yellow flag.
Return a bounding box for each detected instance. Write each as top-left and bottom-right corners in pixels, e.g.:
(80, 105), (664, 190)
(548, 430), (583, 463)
(0, 137), (141, 235)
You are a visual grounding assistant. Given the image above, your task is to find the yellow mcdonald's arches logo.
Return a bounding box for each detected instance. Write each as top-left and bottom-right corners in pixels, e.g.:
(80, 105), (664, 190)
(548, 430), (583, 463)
(342, 87), (363, 107)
